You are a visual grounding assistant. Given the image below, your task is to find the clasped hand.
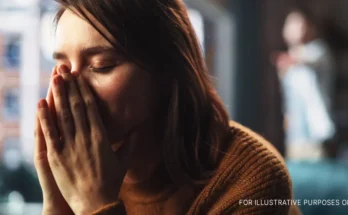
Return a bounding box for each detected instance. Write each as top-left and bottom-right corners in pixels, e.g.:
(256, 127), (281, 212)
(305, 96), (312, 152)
(34, 66), (132, 215)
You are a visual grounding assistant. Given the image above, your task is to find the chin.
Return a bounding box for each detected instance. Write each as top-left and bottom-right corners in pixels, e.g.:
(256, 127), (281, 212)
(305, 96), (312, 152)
(104, 119), (127, 141)
(107, 129), (125, 144)
(106, 125), (130, 152)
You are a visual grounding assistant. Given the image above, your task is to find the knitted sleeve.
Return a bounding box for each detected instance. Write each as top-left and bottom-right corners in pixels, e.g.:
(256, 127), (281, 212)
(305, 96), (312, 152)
(187, 122), (300, 215)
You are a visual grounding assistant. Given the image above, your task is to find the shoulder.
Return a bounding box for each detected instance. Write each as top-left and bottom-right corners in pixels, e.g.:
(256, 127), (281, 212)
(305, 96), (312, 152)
(226, 121), (292, 197)
(188, 121), (294, 215)
(227, 120), (288, 167)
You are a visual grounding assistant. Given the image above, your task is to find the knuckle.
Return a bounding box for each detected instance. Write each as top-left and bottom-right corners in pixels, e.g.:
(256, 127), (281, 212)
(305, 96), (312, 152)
(47, 151), (60, 166)
(41, 112), (49, 121)
(41, 118), (51, 129)
(44, 127), (56, 139)
(85, 97), (94, 107)
(60, 110), (71, 123)
(34, 152), (48, 168)
(78, 133), (91, 146)
(91, 131), (104, 143)
(71, 99), (83, 112)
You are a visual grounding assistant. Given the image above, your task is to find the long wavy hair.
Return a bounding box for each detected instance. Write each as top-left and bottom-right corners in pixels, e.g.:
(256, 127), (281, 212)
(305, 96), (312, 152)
(54, 0), (231, 186)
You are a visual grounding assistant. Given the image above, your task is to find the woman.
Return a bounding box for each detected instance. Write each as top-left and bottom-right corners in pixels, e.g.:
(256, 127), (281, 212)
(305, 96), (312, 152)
(275, 10), (335, 159)
(34, 0), (298, 214)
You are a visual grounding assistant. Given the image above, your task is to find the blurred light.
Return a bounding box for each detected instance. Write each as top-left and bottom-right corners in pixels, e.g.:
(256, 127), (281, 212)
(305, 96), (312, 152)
(188, 9), (204, 52)
(3, 149), (21, 171)
(12, 0), (39, 8)
(40, 12), (56, 62)
(8, 191), (24, 215)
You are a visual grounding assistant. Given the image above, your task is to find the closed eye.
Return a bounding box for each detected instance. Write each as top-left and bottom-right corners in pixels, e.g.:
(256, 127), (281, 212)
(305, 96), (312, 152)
(88, 65), (116, 73)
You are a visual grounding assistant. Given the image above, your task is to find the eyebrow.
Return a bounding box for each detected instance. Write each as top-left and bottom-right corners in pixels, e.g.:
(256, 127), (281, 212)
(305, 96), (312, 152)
(52, 45), (117, 60)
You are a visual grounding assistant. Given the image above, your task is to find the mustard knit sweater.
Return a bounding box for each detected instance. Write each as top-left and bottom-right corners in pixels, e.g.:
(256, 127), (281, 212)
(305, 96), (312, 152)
(91, 121), (301, 215)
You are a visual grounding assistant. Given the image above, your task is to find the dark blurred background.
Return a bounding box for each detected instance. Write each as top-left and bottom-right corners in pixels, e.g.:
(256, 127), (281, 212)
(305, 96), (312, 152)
(1, 0), (348, 214)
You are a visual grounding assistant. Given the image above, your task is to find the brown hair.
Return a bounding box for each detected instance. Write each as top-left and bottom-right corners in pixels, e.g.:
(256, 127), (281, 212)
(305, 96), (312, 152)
(54, 0), (230, 185)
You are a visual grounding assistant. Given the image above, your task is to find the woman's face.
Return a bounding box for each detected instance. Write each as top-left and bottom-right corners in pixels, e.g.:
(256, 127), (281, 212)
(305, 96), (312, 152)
(54, 10), (158, 144)
(283, 11), (307, 46)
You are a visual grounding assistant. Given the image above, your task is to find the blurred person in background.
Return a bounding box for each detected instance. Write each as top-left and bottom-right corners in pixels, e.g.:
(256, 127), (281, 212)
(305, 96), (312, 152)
(273, 10), (336, 160)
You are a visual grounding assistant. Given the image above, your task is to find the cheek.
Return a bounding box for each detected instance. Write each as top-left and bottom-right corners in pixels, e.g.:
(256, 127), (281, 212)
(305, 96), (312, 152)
(87, 67), (158, 127)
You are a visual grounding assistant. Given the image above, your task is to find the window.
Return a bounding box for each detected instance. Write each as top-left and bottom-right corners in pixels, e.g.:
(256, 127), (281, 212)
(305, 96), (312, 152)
(40, 11), (56, 73)
(2, 34), (21, 71)
(188, 9), (205, 53)
(2, 88), (20, 121)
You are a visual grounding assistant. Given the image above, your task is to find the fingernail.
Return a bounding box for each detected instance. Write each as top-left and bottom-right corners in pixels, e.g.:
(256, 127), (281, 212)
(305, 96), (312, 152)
(51, 66), (57, 77)
(38, 100), (47, 108)
(59, 65), (69, 74)
(54, 75), (62, 86)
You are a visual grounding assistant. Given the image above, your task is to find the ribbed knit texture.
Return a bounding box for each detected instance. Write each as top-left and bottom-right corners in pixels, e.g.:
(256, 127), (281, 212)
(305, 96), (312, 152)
(91, 121), (301, 215)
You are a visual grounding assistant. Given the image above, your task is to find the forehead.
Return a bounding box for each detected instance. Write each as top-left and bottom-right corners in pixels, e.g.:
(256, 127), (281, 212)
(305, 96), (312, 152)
(286, 12), (305, 24)
(55, 10), (110, 49)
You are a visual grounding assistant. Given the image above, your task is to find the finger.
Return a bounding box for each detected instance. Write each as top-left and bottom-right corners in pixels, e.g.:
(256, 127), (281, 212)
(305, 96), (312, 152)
(34, 110), (59, 199)
(61, 72), (89, 136)
(34, 111), (47, 161)
(74, 72), (105, 137)
(47, 66), (59, 135)
(37, 99), (61, 153)
(52, 74), (75, 141)
(57, 64), (69, 75)
(46, 66), (57, 106)
(46, 66), (58, 100)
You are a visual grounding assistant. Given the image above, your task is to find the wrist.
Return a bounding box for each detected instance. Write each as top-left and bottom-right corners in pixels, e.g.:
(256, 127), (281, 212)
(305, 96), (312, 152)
(42, 204), (74, 215)
(73, 198), (120, 215)
(42, 209), (74, 215)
